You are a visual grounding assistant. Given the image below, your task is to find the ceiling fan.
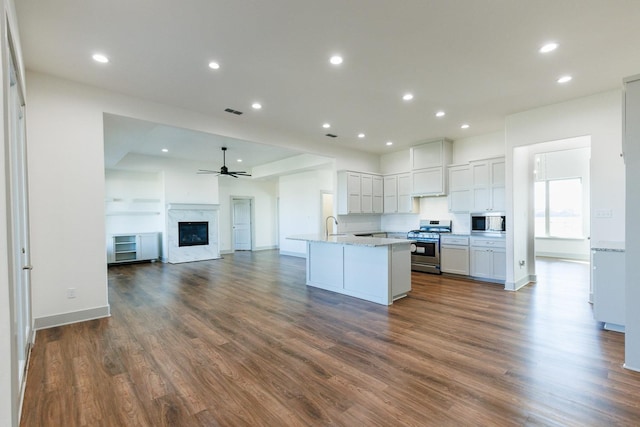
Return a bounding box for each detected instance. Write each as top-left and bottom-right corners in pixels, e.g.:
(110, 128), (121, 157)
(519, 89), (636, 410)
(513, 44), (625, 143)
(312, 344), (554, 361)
(198, 146), (251, 178)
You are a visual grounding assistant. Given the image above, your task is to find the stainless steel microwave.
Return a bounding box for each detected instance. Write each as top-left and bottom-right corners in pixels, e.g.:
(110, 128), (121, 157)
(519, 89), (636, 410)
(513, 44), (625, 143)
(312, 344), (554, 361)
(470, 212), (506, 234)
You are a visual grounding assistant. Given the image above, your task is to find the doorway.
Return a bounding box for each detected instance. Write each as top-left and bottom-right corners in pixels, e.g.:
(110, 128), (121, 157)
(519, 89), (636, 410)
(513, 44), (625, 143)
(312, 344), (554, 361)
(232, 197), (253, 251)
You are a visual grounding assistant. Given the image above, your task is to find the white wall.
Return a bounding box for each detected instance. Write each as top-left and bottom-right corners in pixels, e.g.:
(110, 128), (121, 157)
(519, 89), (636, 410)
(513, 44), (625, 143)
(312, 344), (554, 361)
(105, 170), (163, 235)
(452, 131), (505, 164)
(279, 169), (334, 256)
(505, 90), (624, 290)
(218, 178), (278, 252)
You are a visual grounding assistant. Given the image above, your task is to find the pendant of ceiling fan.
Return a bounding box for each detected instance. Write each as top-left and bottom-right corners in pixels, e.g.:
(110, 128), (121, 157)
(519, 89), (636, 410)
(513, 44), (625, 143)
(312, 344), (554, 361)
(197, 146), (251, 178)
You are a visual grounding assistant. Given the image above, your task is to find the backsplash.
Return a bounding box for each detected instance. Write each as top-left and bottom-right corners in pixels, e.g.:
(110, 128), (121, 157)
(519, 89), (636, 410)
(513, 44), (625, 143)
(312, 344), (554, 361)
(336, 214), (383, 233)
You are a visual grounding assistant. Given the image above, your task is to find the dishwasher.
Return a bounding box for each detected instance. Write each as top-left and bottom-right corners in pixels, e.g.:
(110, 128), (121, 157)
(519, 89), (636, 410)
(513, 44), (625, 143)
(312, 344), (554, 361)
(440, 235), (469, 275)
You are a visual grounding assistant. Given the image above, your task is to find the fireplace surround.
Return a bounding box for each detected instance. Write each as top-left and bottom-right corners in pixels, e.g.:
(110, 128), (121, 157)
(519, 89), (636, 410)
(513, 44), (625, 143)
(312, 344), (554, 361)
(167, 203), (220, 263)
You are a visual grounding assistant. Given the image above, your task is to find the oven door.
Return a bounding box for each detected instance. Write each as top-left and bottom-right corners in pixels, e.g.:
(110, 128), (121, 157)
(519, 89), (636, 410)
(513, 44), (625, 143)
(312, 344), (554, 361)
(410, 239), (441, 273)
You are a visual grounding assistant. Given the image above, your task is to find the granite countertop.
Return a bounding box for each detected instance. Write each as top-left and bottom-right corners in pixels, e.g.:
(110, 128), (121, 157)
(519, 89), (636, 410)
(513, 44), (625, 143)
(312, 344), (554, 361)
(591, 240), (625, 252)
(287, 234), (414, 247)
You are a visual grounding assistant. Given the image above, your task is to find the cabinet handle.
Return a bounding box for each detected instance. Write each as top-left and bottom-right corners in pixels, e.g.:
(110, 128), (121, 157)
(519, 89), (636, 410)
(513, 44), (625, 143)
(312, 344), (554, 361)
(22, 265), (33, 270)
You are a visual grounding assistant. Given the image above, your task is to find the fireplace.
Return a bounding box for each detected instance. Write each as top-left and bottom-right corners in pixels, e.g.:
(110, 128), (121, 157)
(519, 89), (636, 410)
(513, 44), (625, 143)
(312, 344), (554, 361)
(166, 203), (220, 264)
(178, 221), (209, 247)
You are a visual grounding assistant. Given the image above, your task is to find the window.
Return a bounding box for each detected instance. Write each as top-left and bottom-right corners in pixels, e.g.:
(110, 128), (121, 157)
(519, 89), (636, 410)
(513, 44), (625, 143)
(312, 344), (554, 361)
(535, 178), (583, 238)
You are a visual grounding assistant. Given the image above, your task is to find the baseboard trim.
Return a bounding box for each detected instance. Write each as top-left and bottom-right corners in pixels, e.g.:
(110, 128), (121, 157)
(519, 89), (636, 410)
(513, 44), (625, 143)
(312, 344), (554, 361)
(505, 274), (536, 291)
(535, 251), (589, 261)
(34, 305), (111, 330)
(253, 245), (278, 252)
(279, 250), (306, 258)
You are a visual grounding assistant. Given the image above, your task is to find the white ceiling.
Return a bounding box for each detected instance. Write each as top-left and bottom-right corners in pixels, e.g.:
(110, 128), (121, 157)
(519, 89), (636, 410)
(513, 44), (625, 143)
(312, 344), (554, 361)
(15, 0), (640, 167)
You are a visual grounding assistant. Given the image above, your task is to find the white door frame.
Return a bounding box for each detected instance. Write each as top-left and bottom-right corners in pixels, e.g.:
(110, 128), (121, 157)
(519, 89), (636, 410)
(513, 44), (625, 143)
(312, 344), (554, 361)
(231, 196), (254, 251)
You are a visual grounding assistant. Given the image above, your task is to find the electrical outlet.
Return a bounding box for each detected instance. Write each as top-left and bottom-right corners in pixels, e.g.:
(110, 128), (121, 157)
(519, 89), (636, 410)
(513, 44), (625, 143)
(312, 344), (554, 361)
(67, 288), (76, 299)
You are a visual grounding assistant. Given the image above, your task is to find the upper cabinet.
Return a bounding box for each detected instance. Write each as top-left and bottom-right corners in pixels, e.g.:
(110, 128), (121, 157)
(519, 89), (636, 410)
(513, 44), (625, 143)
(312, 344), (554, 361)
(470, 157), (505, 212)
(383, 173), (417, 214)
(448, 164), (472, 213)
(338, 171), (383, 214)
(410, 138), (453, 196)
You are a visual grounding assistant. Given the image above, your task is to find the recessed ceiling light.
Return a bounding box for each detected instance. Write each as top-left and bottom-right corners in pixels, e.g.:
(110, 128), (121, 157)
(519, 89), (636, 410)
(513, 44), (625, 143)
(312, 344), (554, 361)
(237, 159), (243, 163)
(251, 102), (262, 110)
(557, 75), (572, 83)
(358, 133), (365, 139)
(461, 124), (470, 129)
(329, 55), (343, 65)
(402, 93), (414, 101)
(92, 53), (109, 63)
(539, 42), (558, 53)
(386, 141), (393, 146)
(322, 123), (331, 129)
(161, 148), (168, 152)
(435, 111), (446, 117)
(208, 61), (220, 70)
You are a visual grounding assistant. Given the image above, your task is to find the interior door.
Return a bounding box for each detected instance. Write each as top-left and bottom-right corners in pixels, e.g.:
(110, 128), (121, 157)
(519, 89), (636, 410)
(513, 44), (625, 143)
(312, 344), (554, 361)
(8, 42), (32, 391)
(232, 198), (252, 251)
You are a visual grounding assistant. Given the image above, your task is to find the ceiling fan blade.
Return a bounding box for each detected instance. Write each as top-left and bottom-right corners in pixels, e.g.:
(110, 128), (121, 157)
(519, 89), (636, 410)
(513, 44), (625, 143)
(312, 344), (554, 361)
(197, 169), (220, 174)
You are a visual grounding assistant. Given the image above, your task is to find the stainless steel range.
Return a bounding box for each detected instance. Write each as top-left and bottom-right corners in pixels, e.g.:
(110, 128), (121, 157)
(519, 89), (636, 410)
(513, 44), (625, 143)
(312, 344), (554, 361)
(407, 219), (452, 274)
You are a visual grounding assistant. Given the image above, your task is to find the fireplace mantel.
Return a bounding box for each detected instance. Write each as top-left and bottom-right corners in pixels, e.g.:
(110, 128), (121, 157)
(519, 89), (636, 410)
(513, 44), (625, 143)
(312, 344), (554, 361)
(167, 203), (219, 211)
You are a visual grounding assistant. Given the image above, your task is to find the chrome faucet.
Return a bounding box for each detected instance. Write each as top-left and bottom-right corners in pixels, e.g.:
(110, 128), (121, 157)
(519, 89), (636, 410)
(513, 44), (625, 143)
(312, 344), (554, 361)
(325, 216), (338, 238)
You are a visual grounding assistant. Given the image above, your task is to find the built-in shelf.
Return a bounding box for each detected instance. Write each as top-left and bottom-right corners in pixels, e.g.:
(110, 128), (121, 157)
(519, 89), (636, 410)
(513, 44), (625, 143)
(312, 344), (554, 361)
(106, 211), (161, 216)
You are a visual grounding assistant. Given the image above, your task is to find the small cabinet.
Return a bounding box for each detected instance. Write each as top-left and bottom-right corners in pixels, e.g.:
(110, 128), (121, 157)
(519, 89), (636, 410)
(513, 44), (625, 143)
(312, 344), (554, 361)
(470, 237), (506, 282)
(470, 157), (505, 212)
(410, 138), (453, 196)
(448, 164), (472, 213)
(109, 232), (160, 264)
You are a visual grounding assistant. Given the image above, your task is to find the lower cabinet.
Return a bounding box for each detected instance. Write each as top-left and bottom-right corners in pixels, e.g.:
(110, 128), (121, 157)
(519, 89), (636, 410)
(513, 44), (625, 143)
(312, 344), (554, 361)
(470, 237), (506, 282)
(109, 232), (160, 264)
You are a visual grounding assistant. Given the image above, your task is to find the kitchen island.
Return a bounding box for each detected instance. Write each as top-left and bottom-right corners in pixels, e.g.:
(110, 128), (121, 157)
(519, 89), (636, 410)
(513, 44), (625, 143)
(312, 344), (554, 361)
(287, 234), (413, 305)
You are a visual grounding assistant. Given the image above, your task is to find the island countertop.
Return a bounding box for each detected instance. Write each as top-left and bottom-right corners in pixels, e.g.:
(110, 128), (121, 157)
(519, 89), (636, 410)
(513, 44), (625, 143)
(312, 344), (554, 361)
(287, 234), (414, 247)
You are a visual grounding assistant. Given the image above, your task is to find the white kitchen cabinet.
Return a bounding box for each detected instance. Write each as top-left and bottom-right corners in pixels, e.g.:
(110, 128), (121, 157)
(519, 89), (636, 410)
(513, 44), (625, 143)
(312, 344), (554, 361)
(360, 173), (373, 213)
(470, 236), (506, 282)
(383, 173), (417, 213)
(470, 157), (505, 212)
(108, 232), (160, 264)
(372, 175), (383, 214)
(412, 167), (444, 195)
(448, 164), (472, 213)
(411, 138), (452, 196)
(440, 235), (469, 275)
(336, 171), (358, 214)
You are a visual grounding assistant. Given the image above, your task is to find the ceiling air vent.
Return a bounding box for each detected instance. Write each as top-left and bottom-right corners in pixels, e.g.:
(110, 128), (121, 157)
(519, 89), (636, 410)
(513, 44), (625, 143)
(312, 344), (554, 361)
(325, 133), (337, 138)
(224, 108), (243, 115)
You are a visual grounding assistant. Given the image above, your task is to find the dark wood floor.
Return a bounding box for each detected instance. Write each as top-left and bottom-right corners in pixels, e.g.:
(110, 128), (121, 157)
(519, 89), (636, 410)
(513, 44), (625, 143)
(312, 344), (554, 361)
(20, 252), (640, 426)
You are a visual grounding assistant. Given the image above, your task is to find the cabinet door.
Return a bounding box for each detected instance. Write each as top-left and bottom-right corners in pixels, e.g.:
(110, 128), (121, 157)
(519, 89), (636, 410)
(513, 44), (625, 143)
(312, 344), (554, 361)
(449, 190), (471, 213)
(412, 167), (443, 195)
(360, 174), (373, 213)
(449, 165), (471, 190)
(347, 172), (361, 213)
(470, 248), (492, 278)
(397, 173), (414, 213)
(138, 233), (159, 261)
(412, 140), (443, 169)
(383, 175), (398, 213)
(372, 176), (383, 214)
(492, 249), (506, 281)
